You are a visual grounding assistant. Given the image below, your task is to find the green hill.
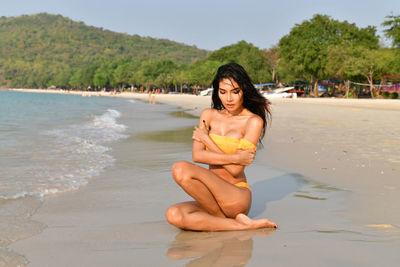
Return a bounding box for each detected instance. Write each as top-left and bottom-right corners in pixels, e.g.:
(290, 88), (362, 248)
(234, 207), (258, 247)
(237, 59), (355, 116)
(0, 13), (209, 88)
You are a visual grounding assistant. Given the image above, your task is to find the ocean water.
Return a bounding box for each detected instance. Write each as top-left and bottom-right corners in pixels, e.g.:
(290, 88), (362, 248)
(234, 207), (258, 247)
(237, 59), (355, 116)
(0, 90), (130, 262)
(0, 91), (128, 199)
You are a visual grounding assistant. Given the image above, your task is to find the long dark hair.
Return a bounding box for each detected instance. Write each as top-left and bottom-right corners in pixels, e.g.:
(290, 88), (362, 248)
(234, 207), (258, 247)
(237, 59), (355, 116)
(211, 62), (271, 141)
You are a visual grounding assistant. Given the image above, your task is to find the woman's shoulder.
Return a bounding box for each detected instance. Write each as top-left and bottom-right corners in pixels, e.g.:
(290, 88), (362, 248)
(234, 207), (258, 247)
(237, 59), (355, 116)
(242, 111), (263, 141)
(242, 108), (262, 121)
(200, 108), (218, 118)
(245, 111), (263, 128)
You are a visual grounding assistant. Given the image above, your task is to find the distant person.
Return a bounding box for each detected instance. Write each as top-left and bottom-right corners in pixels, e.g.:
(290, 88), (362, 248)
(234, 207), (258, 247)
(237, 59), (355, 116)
(151, 89), (156, 103)
(166, 63), (277, 231)
(148, 89), (155, 104)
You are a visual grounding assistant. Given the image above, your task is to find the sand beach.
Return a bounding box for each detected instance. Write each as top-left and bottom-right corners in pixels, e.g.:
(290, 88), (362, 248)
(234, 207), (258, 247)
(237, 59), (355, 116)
(5, 89), (400, 266)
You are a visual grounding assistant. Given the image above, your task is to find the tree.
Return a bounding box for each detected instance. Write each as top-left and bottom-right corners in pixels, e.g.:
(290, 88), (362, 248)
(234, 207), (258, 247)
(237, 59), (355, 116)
(278, 14), (379, 96)
(80, 63), (99, 88)
(174, 68), (190, 93)
(93, 71), (107, 89)
(261, 46), (280, 84)
(351, 48), (392, 98)
(136, 59), (177, 89)
(155, 73), (169, 90)
(69, 69), (84, 89)
(54, 68), (73, 88)
(382, 13), (400, 48)
(187, 60), (222, 88)
(113, 61), (137, 90)
(326, 43), (360, 97)
(207, 41), (272, 83)
(92, 60), (119, 89)
(327, 45), (392, 98)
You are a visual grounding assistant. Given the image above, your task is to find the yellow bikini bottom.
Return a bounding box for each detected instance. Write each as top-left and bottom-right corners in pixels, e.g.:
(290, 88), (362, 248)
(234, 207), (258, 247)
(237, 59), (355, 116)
(234, 182), (251, 192)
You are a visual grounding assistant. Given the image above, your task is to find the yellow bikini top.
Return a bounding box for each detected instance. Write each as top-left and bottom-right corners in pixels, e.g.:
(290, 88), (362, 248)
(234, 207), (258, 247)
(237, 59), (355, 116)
(208, 134), (257, 154)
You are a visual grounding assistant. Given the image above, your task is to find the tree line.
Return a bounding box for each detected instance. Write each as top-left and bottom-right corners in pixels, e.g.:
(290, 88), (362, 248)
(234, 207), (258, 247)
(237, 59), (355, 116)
(0, 13), (208, 89)
(1, 13), (399, 97)
(277, 14), (400, 98)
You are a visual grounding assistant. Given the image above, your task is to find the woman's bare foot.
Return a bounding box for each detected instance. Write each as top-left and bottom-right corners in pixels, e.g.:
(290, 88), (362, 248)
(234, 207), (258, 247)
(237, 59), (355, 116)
(235, 213), (277, 229)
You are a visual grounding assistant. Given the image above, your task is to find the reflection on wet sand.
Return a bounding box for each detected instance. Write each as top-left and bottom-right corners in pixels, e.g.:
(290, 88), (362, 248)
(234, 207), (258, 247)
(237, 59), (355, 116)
(167, 229), (275, 266)
(135, 126), (194, 143)
(169, 110), (199, 119)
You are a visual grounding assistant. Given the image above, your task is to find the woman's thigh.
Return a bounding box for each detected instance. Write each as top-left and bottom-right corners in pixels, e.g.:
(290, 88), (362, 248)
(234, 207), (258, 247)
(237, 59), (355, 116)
(173, 161), (251, 217)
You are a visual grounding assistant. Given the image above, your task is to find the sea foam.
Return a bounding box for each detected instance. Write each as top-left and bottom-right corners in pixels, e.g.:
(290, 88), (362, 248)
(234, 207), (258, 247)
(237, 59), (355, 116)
(1, 108), (127, 200)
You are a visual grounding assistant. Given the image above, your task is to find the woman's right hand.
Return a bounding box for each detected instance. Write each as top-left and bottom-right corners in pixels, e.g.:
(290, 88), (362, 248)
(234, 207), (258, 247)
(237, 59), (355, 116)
(192, 119), (210, 143)
(192, 126), (208, 143)
(236, 150), (256, 166)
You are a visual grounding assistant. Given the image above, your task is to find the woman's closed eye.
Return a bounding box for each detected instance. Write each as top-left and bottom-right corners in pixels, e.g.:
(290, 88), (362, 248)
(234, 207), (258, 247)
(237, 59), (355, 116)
(219, 88), (240, 94)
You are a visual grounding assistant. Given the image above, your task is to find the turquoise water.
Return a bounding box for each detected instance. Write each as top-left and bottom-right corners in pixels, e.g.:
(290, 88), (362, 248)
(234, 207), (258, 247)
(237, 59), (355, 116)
(0, 91), (128, 199)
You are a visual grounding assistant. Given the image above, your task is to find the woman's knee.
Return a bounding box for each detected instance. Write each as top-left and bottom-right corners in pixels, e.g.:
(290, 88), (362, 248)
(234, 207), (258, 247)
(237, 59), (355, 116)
(165, 206), (184, 228)
(171, 161), (192, 184)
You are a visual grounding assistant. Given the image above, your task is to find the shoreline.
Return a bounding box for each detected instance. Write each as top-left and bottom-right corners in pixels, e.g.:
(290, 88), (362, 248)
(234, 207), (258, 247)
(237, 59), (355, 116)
(7, 88), (400, 199)
(7, 88), (400, 191)
(7, 88), (400, 112)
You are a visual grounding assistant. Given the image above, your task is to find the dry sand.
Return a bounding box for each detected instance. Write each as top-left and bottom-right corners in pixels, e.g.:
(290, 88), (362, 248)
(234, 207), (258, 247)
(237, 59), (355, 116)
(8, 89), (400, 266)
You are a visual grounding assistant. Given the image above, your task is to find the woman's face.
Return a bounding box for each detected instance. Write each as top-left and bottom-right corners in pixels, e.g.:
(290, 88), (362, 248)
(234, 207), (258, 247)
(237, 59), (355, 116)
(218, 78), (244, 113)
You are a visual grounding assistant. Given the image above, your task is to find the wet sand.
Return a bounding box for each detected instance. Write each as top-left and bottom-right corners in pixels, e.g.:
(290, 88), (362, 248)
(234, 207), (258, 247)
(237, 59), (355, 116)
(8, 90), (400, 266)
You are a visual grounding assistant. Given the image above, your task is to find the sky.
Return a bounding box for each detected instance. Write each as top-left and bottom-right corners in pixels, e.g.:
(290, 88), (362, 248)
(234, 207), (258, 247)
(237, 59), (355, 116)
(2, 0), (400, 51)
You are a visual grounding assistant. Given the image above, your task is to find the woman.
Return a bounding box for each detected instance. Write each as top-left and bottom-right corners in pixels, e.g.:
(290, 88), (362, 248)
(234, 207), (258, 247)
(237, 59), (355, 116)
(166, 63), (277, 231)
